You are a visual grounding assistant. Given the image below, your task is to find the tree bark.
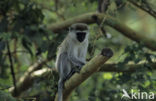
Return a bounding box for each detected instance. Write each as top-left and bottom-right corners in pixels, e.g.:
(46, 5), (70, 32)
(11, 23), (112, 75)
(48, 12), (156, 51)
(99, 62), (156, 72)
(128, 0), (156, 19)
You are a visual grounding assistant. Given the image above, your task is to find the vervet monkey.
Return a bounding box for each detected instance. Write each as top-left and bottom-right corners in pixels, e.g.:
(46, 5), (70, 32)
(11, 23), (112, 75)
(55, 23), (89, 101)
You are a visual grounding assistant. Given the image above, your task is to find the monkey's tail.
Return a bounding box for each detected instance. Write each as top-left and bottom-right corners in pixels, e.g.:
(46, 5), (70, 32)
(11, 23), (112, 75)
(58, 79), (63, 101)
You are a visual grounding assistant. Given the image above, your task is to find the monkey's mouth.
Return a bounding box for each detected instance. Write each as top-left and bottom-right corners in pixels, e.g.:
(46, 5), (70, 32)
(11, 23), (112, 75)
(76, 32), (86, 42)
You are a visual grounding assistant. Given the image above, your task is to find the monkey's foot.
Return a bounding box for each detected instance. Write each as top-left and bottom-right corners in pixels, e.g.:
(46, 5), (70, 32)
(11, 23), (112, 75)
(75, 66), (82, 73)
(65, 69), (76, 81)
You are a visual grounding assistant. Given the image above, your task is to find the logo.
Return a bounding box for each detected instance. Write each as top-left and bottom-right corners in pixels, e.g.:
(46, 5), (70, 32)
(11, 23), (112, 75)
(121, 89), (155, 100)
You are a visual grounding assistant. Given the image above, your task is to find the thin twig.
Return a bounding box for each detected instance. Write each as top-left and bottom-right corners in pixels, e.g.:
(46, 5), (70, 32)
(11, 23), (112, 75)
(6, 41), (17, 94)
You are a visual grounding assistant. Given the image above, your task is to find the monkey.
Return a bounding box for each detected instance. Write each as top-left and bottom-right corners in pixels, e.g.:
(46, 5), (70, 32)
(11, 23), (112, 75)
(55, 23), (89, 101)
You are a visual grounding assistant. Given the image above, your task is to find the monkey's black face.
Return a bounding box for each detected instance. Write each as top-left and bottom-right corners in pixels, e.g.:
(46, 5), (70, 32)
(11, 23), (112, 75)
(76, 32), (86, 42)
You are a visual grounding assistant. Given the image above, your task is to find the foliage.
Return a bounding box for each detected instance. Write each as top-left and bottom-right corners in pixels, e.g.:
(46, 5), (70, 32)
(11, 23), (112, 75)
(0, 0), (156, 101)
(0, 90), (16, 101)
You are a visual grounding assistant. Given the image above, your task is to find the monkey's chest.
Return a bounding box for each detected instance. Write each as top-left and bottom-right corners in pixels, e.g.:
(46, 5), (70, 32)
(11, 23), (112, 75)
(73, 45), (82, 57)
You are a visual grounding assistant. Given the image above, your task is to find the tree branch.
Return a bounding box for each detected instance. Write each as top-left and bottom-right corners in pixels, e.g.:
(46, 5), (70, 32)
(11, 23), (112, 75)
(9, 58), (50, 96)
(48, 12), (156, 51)
(7, 41), (17, 94)
(99, 62), (156, 72)
(9, 60), (156, 97)
(128, 0), (156, 19)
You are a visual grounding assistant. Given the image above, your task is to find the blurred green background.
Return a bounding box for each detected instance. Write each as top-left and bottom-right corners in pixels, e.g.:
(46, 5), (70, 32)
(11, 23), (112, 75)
(0, 0), (156, 101)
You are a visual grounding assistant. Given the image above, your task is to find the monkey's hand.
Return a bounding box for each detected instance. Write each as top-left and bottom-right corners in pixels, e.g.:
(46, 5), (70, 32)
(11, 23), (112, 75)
(75, 62), (85, 73)
(68, 55), (85, 69)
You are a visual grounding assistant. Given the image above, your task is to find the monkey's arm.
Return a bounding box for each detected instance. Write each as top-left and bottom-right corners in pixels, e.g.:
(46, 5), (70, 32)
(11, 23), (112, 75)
(68, 54), (85, 67)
